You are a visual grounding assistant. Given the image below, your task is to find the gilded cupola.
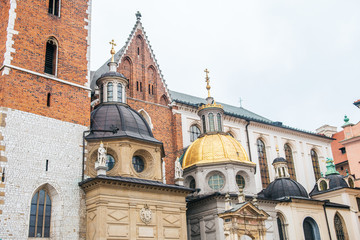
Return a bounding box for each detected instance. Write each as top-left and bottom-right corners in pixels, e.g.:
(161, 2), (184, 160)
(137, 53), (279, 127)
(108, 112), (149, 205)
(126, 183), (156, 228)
(182, 69), (254, 169)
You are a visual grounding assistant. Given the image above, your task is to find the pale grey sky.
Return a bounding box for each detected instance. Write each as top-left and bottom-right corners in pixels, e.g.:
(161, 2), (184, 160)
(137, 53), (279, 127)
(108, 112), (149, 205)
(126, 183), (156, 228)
(90, 0), (360, 132)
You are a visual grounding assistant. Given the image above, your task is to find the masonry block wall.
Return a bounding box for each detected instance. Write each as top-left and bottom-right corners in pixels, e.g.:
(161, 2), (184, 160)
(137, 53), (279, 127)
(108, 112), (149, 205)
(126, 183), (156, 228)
(117, 28), (183, 183)
(0, 0), (91, 239)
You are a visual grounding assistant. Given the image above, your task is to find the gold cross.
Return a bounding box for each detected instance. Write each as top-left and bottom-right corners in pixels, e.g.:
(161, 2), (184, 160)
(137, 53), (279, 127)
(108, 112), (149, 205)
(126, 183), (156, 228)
(109, 39), (116, 62)
(204, 68), (211, 98)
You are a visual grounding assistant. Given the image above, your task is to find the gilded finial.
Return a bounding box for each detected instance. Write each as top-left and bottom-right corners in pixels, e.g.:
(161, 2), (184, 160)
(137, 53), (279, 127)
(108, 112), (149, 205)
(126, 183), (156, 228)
(204, 68), (211, 98)
(276, 145), (280, 157)
(109, 39), (116, 62)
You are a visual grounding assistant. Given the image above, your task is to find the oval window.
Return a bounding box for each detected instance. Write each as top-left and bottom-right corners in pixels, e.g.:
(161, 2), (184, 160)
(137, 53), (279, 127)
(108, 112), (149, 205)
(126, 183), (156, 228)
(208, 174), (224, 190)
(106, 154), (115, 171)
(132, 155), (145, 173)
(236, 174), (245, 189)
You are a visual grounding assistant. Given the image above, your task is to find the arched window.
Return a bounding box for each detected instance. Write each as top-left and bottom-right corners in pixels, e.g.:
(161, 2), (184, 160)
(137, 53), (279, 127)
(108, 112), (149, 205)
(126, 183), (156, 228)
(284, 144), (296, 180)
(311, 149), (321, 181)
(190, 125), (201, 142)
(44, 38), (58, 75)
(217, 113), (222, 131)
(319, 180), (327, 191)
(334, 213), (348, 240)
(208, 113), (215, 132)
(117, 83), (123, 102)
(29, 189), (51, 237)
(202, 115), (206, 133)
(107, 82), (113, 101)
(277, 213), (287, 240)
(227, 132), (235, 138)
(48, 0), (60, 16)
(235, 174), (245, 189)
(257, 139), (270, 188)
(303, 217), (321, 240)
(189, 178), (196, 189)
(348, 178), (354, 188)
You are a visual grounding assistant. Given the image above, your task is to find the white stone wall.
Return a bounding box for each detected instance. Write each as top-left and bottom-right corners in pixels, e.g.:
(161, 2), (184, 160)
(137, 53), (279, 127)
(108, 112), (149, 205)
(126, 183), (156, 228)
(0, 108), (87, 240)
(177, 106), (333, 193)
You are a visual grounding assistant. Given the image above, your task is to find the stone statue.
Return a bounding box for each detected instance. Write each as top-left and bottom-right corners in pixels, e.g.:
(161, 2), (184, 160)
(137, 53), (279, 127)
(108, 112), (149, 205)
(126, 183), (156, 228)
(174, 158), (183, 179)
(97, 142), (107, 167)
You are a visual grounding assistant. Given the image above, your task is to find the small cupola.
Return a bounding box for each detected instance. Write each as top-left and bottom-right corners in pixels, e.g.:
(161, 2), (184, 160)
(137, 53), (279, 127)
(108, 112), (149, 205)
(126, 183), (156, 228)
(197, 69), (225, 134)
(272, 147), (290, 179)
(96, 40), (129, 104)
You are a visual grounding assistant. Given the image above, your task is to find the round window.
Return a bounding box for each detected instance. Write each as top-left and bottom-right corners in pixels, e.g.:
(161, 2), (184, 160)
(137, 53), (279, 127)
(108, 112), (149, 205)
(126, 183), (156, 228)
(208, 174), (224, 190)
(236, 174), (245, 189)
(106, 154), (115, 171)
(132, 155), (145, 173)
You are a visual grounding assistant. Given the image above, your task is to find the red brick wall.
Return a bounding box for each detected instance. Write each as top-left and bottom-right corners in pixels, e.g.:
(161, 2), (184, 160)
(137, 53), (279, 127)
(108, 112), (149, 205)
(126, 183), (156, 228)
(0, 0), (90, 126)
(116, 29), (183, 183)
(0, 1), (10, 67)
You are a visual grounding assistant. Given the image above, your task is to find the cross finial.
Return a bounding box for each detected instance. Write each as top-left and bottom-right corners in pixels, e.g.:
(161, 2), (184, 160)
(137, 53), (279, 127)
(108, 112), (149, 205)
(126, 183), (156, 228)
(239, 97), (243, 108)
(204, 68), (211, 98)
(109, 39), (116, 62)
(136, 11), (142, 21)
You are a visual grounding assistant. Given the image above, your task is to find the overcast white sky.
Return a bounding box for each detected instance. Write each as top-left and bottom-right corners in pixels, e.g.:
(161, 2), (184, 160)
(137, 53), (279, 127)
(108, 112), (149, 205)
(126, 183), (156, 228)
(90, 0), (360, 132)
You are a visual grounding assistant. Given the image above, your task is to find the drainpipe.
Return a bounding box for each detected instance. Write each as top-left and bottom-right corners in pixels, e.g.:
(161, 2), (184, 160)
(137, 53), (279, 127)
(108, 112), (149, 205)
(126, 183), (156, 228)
(82, 128), (119, 181)
(245, 120), (252, 162)
(323, 202), (332, 240)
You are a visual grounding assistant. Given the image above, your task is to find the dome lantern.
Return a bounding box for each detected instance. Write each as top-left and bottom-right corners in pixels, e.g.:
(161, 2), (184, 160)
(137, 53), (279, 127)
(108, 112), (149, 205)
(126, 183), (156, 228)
(96, 40), (129, 104)
(198, 69), (224, 134)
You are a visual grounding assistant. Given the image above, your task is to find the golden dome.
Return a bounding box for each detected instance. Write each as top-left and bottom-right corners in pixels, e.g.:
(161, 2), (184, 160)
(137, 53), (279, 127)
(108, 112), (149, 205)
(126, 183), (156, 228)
(182, 133), (255, 169)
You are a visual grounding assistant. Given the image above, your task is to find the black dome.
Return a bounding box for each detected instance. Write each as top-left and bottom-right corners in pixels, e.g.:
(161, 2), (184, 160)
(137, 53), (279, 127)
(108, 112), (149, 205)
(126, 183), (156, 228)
(273, 157), (286, 164)
(309, 174), (349, 196)
(258, 178), (309, 200)
(99, 71), (125, 79)
(86, 103), (161, 144)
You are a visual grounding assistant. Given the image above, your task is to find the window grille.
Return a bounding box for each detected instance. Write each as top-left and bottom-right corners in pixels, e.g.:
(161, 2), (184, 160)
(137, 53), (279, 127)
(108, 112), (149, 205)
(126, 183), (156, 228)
(284, 144), (296, 180)
(190, 125), (201, 142)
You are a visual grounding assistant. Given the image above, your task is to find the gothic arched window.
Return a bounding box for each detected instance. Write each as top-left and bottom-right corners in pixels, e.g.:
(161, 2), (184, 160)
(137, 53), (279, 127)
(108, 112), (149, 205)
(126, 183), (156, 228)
(117, 83), (123, 102)
(190, 125), (201, 142)
(208, 113), (215, 132)
(303, 217), (321, 240)
(334, 213), (348, 240)
(202, 115), (206, 133)
(284, 144), (296, 180)
(257, 139), (270, 188)
(311, 149), (321, 181)
(48, 0), (60, 16)
(107, 82), (113, 101)
(44, 38), (58, 75)
(217, 113), (222, 131)
(29, 189), (51, 237)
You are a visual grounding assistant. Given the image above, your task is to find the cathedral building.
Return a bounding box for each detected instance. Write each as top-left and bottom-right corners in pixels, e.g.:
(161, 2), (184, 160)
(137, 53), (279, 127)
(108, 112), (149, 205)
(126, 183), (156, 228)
(1, 1), (360, 239)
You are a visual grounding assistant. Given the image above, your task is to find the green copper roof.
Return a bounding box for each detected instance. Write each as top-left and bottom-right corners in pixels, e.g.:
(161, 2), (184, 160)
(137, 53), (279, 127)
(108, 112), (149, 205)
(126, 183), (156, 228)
(325, 158), (340, 176)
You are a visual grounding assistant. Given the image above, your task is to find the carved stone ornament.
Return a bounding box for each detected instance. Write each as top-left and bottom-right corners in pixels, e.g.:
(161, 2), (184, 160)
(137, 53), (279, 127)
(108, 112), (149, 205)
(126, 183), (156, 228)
(140, 204), (152, 225)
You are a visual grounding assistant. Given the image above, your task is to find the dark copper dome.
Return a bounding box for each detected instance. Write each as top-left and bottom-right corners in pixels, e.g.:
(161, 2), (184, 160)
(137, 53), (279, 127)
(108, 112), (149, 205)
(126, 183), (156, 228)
(86, 102), (161, 144)
(258, 178), (309, 200)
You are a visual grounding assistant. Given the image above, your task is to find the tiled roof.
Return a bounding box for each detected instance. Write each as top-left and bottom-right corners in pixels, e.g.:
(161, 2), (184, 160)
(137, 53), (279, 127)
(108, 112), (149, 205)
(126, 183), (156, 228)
(169, 90), (271, 123)
(169, 90), (333, 140)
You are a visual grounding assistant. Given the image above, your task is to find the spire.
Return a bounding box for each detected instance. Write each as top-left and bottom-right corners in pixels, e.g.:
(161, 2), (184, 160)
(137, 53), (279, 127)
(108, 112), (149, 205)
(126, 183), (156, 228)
(136, 11), (142, 21)
(198, 69), (223, 111)
(325, 158), (339, 176)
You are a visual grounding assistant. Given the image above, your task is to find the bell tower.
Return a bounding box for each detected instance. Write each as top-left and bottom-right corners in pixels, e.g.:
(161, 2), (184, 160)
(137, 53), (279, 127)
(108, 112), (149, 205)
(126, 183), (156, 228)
(0, 0), (91, 239)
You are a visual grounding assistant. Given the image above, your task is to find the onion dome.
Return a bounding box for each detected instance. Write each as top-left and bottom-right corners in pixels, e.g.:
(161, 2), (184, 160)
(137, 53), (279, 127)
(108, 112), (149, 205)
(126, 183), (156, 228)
(85, 102), (161, 145)
(182, 133), (254, 169)
(258, 178), (309, 200)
